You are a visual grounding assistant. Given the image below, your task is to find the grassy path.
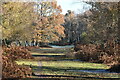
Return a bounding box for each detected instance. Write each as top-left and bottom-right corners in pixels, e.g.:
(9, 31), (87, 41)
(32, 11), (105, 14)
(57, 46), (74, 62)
(16, 47), (120, 79)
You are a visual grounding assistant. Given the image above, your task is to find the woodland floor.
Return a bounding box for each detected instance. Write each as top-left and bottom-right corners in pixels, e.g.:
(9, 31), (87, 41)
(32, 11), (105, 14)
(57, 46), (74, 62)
(16, 46), (120, 80)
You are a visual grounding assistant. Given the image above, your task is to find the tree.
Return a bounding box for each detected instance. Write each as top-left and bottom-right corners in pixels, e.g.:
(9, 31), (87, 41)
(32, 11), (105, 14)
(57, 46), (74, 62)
(86, 2), (119, 44)
(34, 1), (65, 43)
(62, 10), (88, 44)
(62, 2), (119, 45)
(2, 2), (36, 45)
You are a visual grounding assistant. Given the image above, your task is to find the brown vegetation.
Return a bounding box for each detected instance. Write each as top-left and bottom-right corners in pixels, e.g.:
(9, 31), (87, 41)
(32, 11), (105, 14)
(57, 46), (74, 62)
(25, 46), (40, 51)
(2, 55), (32, 79)
(74, 44), (101, 62)
(74, 41), (120, 66)
(3, 46), (34, 61)
(2, 47), (34, 79)
(107, 64), (120, 73)
(74, 41), (120, 73)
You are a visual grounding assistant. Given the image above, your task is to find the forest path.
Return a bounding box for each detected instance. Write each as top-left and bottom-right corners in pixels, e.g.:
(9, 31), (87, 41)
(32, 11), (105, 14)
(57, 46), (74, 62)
(16, 45), (120, 79)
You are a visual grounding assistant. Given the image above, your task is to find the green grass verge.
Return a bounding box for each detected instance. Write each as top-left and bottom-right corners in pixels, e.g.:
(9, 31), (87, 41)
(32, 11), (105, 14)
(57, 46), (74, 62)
(16, 47), (120, 79)
(31, 52), (65, 56)
(16, 60), (38, 66)
(16, 60), (109, 70)
(16, 60), (119, 78)
(41, 61), (109, 70)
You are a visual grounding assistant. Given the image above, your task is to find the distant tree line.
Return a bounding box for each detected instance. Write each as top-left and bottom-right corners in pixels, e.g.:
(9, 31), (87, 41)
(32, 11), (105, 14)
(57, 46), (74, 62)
(1, 1), (65, 47)
(58, 2), (119, 45)
(1, 1), (120, 46)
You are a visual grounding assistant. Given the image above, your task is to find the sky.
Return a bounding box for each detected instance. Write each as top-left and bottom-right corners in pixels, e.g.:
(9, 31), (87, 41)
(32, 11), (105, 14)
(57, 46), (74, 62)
(57, 0), (92, 14)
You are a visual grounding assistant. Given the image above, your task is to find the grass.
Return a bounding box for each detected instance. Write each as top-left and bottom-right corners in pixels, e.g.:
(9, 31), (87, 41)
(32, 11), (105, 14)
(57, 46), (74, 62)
(16, 60), (109, 70)
(16, 60), (38, 66)
(31, 52), (65, 56)
(16, 60), (114, 78)
(16, 47), (120, 79)
(31, 48), (71, 53)
(16, 60), (120, 78)
(41, 61), (109, 70)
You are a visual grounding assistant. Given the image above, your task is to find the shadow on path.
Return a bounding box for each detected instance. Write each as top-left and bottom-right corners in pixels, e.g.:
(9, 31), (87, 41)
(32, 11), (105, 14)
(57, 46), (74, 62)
(30, 47), (120, 79)
(32, 74), (120, 80)
(32, 55), (66, 57)
(30, 65), (120, 79)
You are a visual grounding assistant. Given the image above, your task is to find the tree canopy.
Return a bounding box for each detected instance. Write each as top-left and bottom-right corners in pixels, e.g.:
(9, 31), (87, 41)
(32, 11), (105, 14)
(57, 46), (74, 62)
(2, 1), (65, 45)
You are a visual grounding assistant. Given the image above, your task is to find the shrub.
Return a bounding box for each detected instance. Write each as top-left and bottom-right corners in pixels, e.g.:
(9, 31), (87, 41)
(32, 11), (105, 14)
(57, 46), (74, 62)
(74, 43), (120, 65)
(75, 51), (101, 62)
(2, 46), (35, 79)
(107, 64), (120, 73)
(3, 46), (34, 61)
(2, 55), (32, 79)
(99, 53), (120, 65)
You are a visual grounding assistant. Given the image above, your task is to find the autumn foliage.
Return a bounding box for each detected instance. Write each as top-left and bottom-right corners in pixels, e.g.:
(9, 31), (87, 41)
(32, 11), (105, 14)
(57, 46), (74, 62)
(3, 47), (33, 61)
(2, 47), (33, 79)
(2, 55), (32, 79)
(74, 41), (120, 65)
(34, 1), (65, 43)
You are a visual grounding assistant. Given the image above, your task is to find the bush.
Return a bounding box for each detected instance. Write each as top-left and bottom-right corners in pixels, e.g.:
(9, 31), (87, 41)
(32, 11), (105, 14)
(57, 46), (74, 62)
(99, 53), (120, 65)
(74, 44), (100, 62)
(25, 46), (40, 51)
(75, 51), (100, 62)
(2, 55), (32, 79)
(107, 64), (120, 73)
(2, 46), (35, 79)
(3, 46), (34, 61)
(74, 43), (120, 65)
(99, 43), (120, 65)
